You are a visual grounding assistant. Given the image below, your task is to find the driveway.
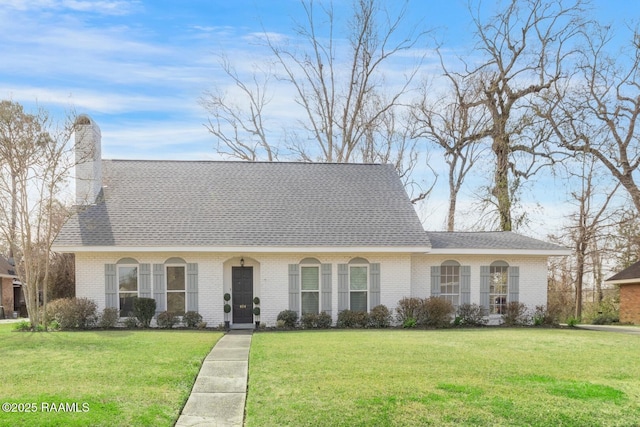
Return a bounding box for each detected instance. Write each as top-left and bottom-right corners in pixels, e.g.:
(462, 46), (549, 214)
(575, 324), (640, 335)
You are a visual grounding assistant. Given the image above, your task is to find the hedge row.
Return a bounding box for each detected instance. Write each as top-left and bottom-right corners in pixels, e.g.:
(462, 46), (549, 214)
(43, 297), (206, 330)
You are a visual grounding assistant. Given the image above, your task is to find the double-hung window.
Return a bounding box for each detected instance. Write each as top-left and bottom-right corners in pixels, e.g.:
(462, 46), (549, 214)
(166, 265), (186, 315)
(441, 261), (460, 309)
(118, 265), (138, 317)
(490, 262), (509, 314)
(301, 265), (320, 315)
(349, 265), (368, 312)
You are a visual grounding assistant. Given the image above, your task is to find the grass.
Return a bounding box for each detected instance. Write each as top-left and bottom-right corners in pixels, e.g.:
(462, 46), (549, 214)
(246, 329), (640, 426)
(0, 324), (222, 427)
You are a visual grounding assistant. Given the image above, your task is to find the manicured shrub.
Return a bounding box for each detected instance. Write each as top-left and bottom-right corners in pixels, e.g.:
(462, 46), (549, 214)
(532, 305), (559, 327)
(46, 297), (98, 330)
(301, 313), (317, 329)
(124, 317), (139, 329)
(368, 304), (392, 328)
(277, 310), (298, 328)
(502, 302), (530, 326)
(253, 297), (260, 305)
(418, 297), (455, 328)
(395, 297), (422, 324)
(133, 297), (156, 328)
(591, 314), (619, 325)
(315, 311), (332, 328)
(337, 310), (368, 328)
(157, 311), (178, 329)
(183, 311), (203, 328)
(456, 303), (488, 327)
(299, 312), (332, 329)
(98, 307), (119, 328)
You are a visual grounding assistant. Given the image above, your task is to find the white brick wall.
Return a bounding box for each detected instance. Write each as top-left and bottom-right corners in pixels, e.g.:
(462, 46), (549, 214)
(76, 252), (412, 327)
(411, 254), (550, 323)
(75, 251), (549, 327)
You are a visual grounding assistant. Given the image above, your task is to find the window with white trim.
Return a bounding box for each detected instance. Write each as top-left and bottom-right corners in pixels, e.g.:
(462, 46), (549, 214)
(301, 265), (320, 315)
(349, 265), (368, 312)
(490, 261), (509, 315)
(441, 260), (460, 309)
(118, 265), (138, 317)
(166, 265), (186, 315)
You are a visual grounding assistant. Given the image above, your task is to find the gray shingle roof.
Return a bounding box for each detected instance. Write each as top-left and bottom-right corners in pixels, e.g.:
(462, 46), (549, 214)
(54, 161), (431, 249)
(0, 256), (15, 277)
(605, 261), (640, 283)
(426, 231), (569, 252)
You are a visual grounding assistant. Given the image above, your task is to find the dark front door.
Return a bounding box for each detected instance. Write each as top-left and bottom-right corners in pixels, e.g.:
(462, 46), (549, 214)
(232, 267), (253, 323)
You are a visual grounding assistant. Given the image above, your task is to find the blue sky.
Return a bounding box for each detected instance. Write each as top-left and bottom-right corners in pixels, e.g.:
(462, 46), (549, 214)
(0, 0), (637, 233)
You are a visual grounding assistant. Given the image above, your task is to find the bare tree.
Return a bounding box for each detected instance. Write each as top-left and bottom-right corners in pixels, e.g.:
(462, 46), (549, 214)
(47, 253), (75, 301)
(412, 67), (487, 231)
(440, 0), (585, 230)
(564, 155), (620, 319)
(202, 57), (277, 161)
(201, 0), (432, 200)
(363, 105), (437, 204)
(547, 254), (577, 321)
(545, 22), (640, 215)
(0, 101), (75, 327)
(610, 208), (640, 271)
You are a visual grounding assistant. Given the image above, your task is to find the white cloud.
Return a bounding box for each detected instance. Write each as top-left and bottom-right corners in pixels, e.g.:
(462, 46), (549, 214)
(0, 85), (198, 114)
(0, 0), (139, 15)
(100, 121), (219, 161)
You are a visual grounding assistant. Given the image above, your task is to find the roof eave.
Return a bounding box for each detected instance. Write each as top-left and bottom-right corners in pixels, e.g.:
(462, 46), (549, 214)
(604, 278), (640, 285)
(51, 245), (433, 254)
(428, 248), (572, 256)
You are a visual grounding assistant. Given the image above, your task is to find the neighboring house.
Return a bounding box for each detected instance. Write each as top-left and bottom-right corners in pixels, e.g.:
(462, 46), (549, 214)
(0, 256), (23, 319)
(605, 261), (640, 324)
(52, 116), (570, 327)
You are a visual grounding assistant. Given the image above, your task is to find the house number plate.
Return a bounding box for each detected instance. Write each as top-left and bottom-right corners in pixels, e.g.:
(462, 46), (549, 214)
(239, 304), (247, 309)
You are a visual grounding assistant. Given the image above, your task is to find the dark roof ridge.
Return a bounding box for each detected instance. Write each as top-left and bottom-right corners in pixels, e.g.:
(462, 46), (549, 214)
(426, 230), (516, 233)
(103, 159), (385, 166)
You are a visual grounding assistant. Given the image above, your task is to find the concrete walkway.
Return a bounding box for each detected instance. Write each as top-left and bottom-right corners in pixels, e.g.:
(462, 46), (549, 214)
(175, 330), (252, 427)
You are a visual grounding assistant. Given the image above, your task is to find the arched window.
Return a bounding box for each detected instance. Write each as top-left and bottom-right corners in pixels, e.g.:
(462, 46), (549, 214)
(490, 261), (509, 314)
(165, 257), (186, 315)
(349, 257), (369, 312)
(441, 260), (460, 308)
(300, 258), (321, 315)
(117, 258), (138, 317)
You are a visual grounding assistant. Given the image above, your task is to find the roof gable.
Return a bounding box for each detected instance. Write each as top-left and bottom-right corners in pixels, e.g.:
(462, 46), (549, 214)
(0, 256), (16, 277)
(54, 161), (431, 250)
(605, 261), (640, 284)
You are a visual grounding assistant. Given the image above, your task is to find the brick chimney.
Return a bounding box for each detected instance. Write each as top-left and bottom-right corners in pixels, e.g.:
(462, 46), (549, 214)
(74, 114), (102, 205)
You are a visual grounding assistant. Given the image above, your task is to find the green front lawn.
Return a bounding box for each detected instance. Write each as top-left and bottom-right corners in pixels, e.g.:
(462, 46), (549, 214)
(246, 329), (640, 426)
(0, 324), (221, 427)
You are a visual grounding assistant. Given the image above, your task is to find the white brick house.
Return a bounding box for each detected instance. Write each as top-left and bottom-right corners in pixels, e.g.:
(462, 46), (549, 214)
(52, 116), (570, 327)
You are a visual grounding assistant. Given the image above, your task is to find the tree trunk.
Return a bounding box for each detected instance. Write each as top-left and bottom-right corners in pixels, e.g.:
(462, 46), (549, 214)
(575, 243), (584, 319)
(492, 136), (512, 231)
(447, 167), (457, 232)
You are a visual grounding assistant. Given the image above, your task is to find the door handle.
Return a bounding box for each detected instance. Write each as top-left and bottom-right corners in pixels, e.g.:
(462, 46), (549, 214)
(239, 304), (247, 309)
